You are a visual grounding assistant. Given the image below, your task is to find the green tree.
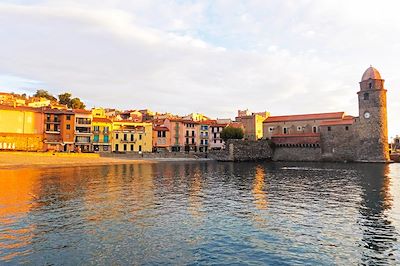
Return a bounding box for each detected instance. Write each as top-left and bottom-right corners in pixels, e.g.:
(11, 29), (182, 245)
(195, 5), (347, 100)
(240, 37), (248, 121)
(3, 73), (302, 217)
(58, 93), (72, 106)
(58, 93), (86, 109)
(220, 126), (244, 141)
(70, 97), (85, 109)
(33, 89), (57, 101)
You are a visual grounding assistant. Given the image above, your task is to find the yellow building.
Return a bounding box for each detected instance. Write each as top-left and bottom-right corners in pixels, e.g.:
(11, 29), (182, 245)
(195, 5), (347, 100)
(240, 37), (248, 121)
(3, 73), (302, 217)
(92, 117), (112, 152)
(112, 121), (152, 152)
(0, 105), (44, 151)
(236, 111), (270, 140)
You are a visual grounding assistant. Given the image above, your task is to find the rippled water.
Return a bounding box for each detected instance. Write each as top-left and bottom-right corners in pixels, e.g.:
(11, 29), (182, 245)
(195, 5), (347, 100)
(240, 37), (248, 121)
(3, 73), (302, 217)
(0, 161), (399, 265)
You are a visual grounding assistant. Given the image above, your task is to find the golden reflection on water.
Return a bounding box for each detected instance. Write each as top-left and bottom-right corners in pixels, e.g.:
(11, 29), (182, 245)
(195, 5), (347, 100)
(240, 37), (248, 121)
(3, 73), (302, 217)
(189, 166), (203, 219)
(252, 165), (268, 211)
(0, 168), (41, 262)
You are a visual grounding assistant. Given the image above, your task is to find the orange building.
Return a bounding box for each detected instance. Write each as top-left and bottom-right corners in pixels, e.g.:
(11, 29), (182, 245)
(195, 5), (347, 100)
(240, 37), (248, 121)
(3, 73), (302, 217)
(0, 105), (44, 151)
(43, 109), (75, 152)
(152, 126), (171, 152)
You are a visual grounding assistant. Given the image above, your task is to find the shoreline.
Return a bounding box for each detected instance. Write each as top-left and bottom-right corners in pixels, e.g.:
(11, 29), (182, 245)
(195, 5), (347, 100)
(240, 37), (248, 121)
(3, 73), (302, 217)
(0, 152), (213, 170)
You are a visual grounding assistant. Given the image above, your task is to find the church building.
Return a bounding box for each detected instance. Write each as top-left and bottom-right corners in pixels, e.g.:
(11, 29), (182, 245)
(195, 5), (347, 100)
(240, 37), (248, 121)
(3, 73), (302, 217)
(263, 66), (390, 162)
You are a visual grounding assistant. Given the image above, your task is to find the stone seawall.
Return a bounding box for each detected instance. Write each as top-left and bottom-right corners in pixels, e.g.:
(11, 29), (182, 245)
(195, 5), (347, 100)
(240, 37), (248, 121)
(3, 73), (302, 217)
(208, 139), (273, 161)
(272, 147), (322, 162)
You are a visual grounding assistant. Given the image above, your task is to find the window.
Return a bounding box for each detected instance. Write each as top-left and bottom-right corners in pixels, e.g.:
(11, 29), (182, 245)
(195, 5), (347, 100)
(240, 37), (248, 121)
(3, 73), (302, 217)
(297, 126), (302, 131)
(93, 135), (99, 142)
(46, 114), (51, 121)
(313, 126), (317, 133)
(131, 134), (134, 141)
(46, 124), (51, 131)
(186, 130), (189, 136)
(369, 82), (372, 89)
(124, 144), (127, 151)
(192, 130), (195, 136)
(66, 115), (71, 120)
(139, 145), (142, 152)
(364, 93), (369, 100)
(345, 126), (349, 131)
(94, 126), (99, 132)
(115, 144), (119, 151)
(205, 140), (208, 145)
(104, 127), (109, 133)
(104, 135), (109, 143)
(328, 126), (331, 131)
(124, 134), (127, 141)
(269, 127), (274, 132)
(220, 140), (223, 143)
(162, 131), (166, 137)
(192, 138), (195, 144)
(130, 144), (134, 151)
(201, 140), (204, 145)
(283, 127), (288, 134)
(66, 124), (70, 130)
(54, 115), (59, 122)
(116, 133), (119, 139)
(139, 134), (142, 140)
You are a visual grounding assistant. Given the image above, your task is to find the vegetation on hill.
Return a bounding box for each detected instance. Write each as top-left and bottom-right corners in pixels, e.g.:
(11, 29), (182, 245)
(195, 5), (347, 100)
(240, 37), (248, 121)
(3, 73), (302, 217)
(58, 93), (86, 109)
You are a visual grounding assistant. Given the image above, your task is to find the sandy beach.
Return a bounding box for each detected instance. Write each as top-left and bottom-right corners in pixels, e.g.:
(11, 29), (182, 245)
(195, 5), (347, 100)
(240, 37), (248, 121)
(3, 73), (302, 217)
(0, 152), (153, 169)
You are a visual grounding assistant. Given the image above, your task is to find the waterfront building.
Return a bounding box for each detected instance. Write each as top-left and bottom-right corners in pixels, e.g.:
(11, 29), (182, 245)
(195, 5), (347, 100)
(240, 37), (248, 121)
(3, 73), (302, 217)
(183, 120), (199, 152)
(74, 109), (92, 152)
(0, 105), (44, 151)
(209, 122), (227, 150)
(92, 117), (112, 152)
(236, 110), (269, 140)
(263, 66), (390, 162)
(164, 118), (186, 152)
(43, 109), (75, 152)
(199, 120), (213, 152)
(112, 121), (152, 152)
(152, 125), (171, 152)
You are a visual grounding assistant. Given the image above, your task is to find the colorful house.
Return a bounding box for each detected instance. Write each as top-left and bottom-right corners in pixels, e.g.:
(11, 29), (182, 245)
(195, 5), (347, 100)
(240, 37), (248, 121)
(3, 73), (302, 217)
(43, 109), (75, 152)
(92, 117), (112, 152)
(152, 125), (171, 152)
(0, 105), (44, 151)
(74, 109), (92, 152)
(112, 121), (152, 152)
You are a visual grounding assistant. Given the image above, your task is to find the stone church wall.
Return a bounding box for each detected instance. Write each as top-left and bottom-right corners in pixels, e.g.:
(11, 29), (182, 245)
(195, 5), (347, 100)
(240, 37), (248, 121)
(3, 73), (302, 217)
(272, 147), (322, 161)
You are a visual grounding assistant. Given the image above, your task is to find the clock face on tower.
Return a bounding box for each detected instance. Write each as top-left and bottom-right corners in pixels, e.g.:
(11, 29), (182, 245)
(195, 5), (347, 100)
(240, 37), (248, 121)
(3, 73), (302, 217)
(364, 112), (371, 119)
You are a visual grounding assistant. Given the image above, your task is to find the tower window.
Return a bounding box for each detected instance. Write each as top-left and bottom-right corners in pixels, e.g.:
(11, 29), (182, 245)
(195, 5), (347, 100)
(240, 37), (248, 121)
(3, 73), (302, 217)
(283, 127), (288, 134)
(328, 126), (331, 131)
(369, 82), (372, 89)
(345, 126), (349, 131)
(364, 93), (369, 100)
(312, 126), (317, 133)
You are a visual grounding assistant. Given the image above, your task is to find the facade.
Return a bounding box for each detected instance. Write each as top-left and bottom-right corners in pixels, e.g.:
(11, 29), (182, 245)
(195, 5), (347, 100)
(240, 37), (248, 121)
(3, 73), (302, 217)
(264, 66), (390, 162)
(152, 126), (171, 152)
(236, 111), (269, 140)
(166, 118), (185, 152)
(209, 123), (227, 150)
(0, 105), (44, 151)
(183, 120), (199, 152)
(199, 121), (212, 152)
(92, 117), (112, 152)
(112, 121), (152, 152)
(43, 109), (75, 152)
(74, 110), (92, 152)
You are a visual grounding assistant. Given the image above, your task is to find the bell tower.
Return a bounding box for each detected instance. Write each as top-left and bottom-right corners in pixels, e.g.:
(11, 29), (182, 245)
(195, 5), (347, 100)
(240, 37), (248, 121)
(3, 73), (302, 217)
(356, 66), (390, 162)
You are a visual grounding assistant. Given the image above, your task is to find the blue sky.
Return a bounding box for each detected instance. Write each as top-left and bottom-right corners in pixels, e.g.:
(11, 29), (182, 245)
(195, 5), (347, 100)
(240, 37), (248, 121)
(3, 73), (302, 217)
(0, 0), (399, 137)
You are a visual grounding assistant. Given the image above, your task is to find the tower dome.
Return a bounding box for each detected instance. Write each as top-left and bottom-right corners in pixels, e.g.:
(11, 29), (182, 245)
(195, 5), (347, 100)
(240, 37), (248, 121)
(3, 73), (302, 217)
(361, 66), (382, 81)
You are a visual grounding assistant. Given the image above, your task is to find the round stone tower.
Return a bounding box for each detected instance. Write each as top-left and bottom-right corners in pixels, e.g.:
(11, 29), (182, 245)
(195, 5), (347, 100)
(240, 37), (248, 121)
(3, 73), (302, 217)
(356, 66), (390, 162)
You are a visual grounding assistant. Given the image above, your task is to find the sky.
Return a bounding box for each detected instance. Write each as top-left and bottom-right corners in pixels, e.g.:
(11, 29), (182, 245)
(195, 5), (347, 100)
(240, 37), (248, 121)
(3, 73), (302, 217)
(0, 0), (399, 137)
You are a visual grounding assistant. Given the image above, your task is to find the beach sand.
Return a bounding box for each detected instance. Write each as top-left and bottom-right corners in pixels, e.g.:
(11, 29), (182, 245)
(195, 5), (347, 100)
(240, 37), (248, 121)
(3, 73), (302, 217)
(0, 152), (152, 169)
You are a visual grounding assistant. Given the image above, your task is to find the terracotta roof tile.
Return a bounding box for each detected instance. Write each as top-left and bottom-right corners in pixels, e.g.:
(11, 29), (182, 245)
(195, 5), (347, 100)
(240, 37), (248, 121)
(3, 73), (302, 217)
(320, 119), (354, 126)
(93, 117), (112, 123)
(264, 112), (345, 123)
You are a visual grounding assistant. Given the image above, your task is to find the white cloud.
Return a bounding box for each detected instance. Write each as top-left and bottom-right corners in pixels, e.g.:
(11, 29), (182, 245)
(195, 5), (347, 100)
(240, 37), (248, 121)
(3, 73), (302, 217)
(0, 0), (400, 136)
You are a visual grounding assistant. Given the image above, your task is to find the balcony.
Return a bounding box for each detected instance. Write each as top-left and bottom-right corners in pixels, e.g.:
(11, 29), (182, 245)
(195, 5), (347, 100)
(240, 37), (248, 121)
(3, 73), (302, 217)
(45, 130), (61, 134)
(45, 120), (61, 124)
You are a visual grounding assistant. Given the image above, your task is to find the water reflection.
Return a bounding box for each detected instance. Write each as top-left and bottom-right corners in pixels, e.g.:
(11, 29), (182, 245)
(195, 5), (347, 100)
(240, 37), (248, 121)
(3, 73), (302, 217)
(357, 164), (398, 264)
(0, 162), (399, 264)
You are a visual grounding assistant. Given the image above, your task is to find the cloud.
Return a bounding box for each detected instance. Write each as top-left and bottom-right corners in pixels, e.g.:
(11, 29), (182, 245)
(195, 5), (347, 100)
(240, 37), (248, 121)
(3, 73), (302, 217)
(0, 0), (400, 137)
